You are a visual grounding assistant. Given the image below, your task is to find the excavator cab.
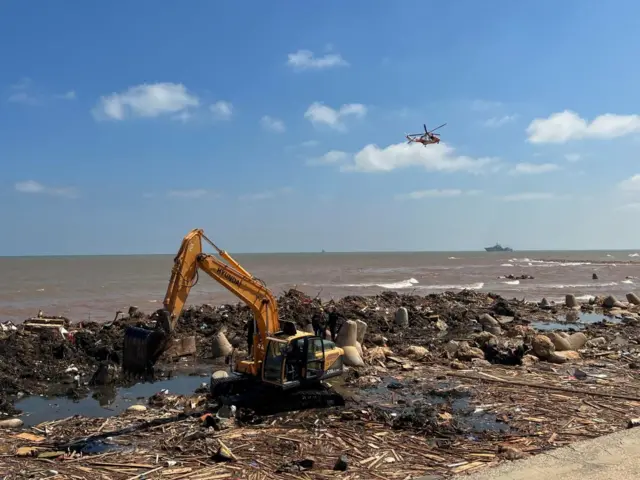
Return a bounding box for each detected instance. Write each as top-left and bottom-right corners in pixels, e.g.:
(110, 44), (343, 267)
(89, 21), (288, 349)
(261, 334), (344, 388)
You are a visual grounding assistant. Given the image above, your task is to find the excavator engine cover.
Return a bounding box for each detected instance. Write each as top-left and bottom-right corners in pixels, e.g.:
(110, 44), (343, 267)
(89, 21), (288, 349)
(122, 326), (167, 374)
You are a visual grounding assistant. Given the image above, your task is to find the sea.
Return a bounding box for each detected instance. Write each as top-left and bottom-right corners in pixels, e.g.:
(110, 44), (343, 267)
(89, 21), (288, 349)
(1, 250), (640, 323)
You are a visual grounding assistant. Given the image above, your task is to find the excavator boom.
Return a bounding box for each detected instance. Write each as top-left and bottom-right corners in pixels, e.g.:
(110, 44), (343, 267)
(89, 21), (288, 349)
(122, 229), (280, 374)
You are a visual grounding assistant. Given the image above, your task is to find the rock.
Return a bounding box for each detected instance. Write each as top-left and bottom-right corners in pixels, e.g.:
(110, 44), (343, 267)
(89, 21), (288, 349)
(603, 295), (625, 309)
(127, 404), (147, 412)
(539, 298), (551, 309)
(592, 273), (598, 280)
(471, 358), (492, 368)
(395, 307), (409, 327)
(450, 360), (467, 370)
(586, 337), (606, 348)
(521, 354), (539, 366)
(212, 332), (233, 358)
(479, 314), (499, 327)
(456, 342), (485, 361)
(532, 335), (555, 360)
(364, 346), (392, 363)
(565, 310), (580, 323)
(211, 370), (229, 379)
(565, 294), (578, 308)
(485, 325), (502, 336)
(370, 334), (387, 346)
(434, 318), (448, 331)
(546, 332), (572, 352)
(444, 340), (460, 355)
(333, 454), (348, 471)
(508, 325), (534, 338)
(472, 331), (498, 348)
(622, 316), (640, 326)
(0, 418), (23, 429)
(354, 341), (363, 357)
(549, 350), (581, 363)
(128, 306), (140, 316)
(404, 345), (429, 360)
(355, 320), (367, 344)
(627, 293), (640, 305)
(568, 332), (587, 350)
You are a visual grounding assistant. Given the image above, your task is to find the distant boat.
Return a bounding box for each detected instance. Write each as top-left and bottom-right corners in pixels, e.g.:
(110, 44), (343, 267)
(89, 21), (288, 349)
(321, 249), (326, 253)
(485, 242), (513, 252)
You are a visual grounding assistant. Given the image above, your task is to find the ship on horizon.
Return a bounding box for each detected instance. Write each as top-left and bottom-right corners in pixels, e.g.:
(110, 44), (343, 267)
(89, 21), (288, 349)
(485, 242), (513, 252)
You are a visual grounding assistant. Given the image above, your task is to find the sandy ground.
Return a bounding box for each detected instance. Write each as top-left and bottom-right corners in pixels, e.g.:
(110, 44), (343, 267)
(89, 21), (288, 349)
(454, 426), (640, 480)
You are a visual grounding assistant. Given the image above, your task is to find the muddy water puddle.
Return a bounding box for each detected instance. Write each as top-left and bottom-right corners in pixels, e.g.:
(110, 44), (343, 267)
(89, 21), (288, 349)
(532, 312), (621, 331)
(15, 362), (219, 427)
(335, 376), (508, 434)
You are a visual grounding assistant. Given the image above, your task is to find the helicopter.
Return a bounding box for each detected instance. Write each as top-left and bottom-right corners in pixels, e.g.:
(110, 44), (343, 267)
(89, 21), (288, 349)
(405, 123), (447, 146)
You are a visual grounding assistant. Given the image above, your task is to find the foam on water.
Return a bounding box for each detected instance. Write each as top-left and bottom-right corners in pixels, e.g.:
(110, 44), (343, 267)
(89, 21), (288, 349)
(503, 280), (520, 285)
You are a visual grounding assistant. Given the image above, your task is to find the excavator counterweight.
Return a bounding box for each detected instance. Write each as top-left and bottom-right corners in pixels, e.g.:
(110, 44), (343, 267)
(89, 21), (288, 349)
(121, 229), (345, 401)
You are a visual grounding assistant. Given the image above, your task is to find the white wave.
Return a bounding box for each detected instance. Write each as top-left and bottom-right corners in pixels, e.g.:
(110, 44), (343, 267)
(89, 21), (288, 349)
(547, 282), (618, 289)
(576, 294), (596, 301)
(377, 278), (420, 289)
(630, 253), (640, 257)
(448, 256), (458, 260)
(508, 257), (593, 267)
(606, 254), (613, 257)
(417, 282), (485, 291)
(503, 280), (520, 285)
(341, 278), (420, 289)
(36, 288), (45, 292)
(500, 263), (514, 267)
(622, 279), (634, 284)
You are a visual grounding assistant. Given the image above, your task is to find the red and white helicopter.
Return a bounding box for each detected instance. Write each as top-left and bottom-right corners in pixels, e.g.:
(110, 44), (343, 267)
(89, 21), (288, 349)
(405, 123), (446, 146)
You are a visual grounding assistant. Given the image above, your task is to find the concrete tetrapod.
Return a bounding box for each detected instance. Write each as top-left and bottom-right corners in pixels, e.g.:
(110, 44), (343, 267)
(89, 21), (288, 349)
(212, 331), (233, 358)
(395, 307), (409, 327)
(335, 319), (364, 367)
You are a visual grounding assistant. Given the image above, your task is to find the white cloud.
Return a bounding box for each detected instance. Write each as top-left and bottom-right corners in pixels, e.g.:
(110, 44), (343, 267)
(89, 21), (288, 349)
(483, 115), (518, 127)
(260, 115), (286, 133)
(471, 100), (503, 111)
(510, 162), (560, 175)
(527, 110), (640, 144)
(287, 49), (349, 70)
(564, 153), (581, 162)
(7, 79), (76, 105)
(306, 150), (349, 166)
(501, 192), (561, 202)
(395, 189), (482, 200)
(210, 101), (233, 120)
(304, 102), (367, 131)
(239, 187), (292, 201)
(93, 83), (199, 121)
(618, 174), (640, 192)
(300, 140), (318, 148)
(15, 180), (77, 198)
(168, 189), (210, 198)
(340, 142), (498, 174)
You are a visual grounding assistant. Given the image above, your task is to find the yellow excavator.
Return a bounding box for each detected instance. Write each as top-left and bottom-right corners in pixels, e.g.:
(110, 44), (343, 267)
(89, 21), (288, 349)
(122, 229), (345, 410)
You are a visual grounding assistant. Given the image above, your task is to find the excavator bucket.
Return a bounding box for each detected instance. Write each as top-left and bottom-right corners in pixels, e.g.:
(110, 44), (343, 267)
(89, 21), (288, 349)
(122, 326), (167, 375)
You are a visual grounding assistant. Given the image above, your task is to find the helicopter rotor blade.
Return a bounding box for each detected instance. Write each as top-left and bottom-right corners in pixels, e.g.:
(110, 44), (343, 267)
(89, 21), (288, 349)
(429, 123), (447, 134)
(423, 124), (428, 133)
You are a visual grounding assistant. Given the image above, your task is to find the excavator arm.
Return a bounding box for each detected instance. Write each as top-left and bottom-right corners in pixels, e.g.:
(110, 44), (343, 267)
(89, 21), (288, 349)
(156, 229), (279, 363)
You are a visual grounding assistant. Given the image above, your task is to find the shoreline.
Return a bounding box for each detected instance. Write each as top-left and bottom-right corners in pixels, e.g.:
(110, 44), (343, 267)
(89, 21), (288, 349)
(2, 287), (640, 478)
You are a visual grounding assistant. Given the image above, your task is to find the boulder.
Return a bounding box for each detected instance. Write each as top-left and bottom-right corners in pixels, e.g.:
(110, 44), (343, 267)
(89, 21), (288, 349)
(395, 307), (409, 327)
(342, 346), (364, 367)
(404, 345), (429, 360)
(0, 419), (23, 429)
(336, 320), (358, 348)
(456, 342), (485, 361)
(568, 332), (587, 350)
(532, 335), (555, 360)
(521, 354), (539, 367)
(211, 370), (229, 379)
(539, 298), (551, 309)
(549, 350), (581, 363)
(547, 332), (572, 351)
(472, 331), (498, 348)
(126, 404), (147, 412)
(479, 314), (499, 327)
(586, 337), (606, 348)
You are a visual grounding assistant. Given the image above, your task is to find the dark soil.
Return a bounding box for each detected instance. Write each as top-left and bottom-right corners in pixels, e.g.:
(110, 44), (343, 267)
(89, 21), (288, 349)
(0, 288), (595, 415)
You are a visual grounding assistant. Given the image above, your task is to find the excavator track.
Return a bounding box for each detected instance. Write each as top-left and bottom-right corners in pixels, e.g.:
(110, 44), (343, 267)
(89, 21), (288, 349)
(210, 375), (345, 415)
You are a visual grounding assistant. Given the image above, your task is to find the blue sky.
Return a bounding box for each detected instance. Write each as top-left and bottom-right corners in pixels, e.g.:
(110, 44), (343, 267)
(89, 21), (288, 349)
(2, 0), (640, 255)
